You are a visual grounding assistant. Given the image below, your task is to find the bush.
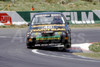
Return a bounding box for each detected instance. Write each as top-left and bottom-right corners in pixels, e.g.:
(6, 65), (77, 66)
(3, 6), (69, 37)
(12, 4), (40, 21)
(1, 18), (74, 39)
(82, 0), (98, 2)
(0, 0), (10, 1)
(92, 0), (98, 5)
(68, 0), (73, 2)
(45, 0), (54, 3)
(89, 42), (100, 52)
(45, 0), (74, 3)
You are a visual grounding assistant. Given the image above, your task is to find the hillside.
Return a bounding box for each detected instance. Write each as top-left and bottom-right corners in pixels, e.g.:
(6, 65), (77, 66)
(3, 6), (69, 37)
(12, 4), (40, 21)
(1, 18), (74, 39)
(0, 0), (100, 11)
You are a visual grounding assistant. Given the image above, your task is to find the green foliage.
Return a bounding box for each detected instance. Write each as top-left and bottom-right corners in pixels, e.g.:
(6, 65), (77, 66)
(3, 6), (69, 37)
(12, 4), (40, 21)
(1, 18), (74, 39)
(45, 0), (74, 3)
(0, 24), (28, 28)
(74, 53), (100, 60)
(92, 0), (98, 5)
(68, 0), (73, 2)
(82, 0), (93, 2)
(22, 0), (35, 2)
(0, 0), (100, 11)
(0, 0), (10, 1)
(45, 0), (54, 3)
(89, 42), (100, 52)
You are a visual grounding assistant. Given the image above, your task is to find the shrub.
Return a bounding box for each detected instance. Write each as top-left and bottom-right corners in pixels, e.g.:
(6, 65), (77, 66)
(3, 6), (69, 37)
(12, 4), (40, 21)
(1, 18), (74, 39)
(0, 0), (10, 1)
(92, 0), (98, 5)
(82, 0), (97, 2)
(89, 42), (100, 52)
(68, 0), (73, 2)
(45, 0), (74, 3)
(45, 0), (54, 3)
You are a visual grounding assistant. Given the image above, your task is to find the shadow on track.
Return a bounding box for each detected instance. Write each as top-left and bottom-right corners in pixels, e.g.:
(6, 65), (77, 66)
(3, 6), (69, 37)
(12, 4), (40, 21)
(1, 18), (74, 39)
(27, 45), (83, 53)
(28, 46), (68, 52)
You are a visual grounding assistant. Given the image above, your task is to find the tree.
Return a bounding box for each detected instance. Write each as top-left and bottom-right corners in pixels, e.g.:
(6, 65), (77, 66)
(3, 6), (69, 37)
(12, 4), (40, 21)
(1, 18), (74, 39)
(0, 0), (10, 1)
(11, 0), (15, 4)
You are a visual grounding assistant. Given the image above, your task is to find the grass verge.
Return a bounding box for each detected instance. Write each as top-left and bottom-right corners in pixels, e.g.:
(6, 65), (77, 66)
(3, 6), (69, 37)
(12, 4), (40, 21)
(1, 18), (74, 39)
(0, 0), (100, 11)
(0, 24), (28, 28)
(73, 42), (100, 60)
(70, 24), (100, 28)
(89, 42), (100, 52)
(73, 53), (100, 60)
(0, 24), (100, 28)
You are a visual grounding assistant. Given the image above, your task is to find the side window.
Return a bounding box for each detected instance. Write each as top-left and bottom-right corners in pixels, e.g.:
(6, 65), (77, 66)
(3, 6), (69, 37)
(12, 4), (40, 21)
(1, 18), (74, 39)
(63, 15), (69, 24)
(52, 16), (63, 24)
(32, 17), (38, 25)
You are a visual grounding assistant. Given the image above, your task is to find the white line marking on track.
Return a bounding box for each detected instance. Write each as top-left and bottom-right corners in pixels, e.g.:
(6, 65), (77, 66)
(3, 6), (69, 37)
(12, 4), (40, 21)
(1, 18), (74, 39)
(0, 36), (24, 38)
(77, 55), (93, 59)
(32, 49), (100, 63)
(0, 36), (7, 38)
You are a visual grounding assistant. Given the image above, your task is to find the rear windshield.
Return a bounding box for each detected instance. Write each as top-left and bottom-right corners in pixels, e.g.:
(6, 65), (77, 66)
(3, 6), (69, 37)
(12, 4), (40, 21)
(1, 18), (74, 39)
(31, 14), (65, 25)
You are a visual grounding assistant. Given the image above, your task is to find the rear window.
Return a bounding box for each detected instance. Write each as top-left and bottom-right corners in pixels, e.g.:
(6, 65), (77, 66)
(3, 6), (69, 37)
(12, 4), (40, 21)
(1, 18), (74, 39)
(31, 14), (65, 25)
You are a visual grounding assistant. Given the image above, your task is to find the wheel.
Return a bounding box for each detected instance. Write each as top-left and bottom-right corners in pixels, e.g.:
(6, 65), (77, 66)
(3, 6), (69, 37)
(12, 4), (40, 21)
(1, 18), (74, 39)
(64, 43), (71, 48)
(64, 39), (71, 48)
(57, 43), (65, 51)
(26, 42), (35, 49)
(27, 42), (32, 49)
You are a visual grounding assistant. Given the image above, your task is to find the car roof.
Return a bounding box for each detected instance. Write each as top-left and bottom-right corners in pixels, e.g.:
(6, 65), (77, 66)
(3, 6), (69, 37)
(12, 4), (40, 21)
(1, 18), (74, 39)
(34, 12), (62, 15)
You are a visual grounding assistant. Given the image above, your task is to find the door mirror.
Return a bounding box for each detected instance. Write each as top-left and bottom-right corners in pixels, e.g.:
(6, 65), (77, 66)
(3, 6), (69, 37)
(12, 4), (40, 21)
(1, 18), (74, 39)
(65, 21), (69, 25)
(28, 23), (30, 26)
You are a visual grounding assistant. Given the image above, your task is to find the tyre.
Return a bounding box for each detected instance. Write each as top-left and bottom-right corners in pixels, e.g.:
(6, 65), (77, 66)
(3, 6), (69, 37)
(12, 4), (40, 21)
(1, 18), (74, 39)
(26, 42), (35, 49)
(64, 39), (71, 48)
(64, 43), (71, 48)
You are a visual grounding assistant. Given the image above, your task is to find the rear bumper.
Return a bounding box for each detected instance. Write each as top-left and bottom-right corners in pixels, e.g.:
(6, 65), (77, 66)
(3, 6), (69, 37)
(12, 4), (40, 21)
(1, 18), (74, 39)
(35, 40), (62, 44)
(27, 36), (68, 44)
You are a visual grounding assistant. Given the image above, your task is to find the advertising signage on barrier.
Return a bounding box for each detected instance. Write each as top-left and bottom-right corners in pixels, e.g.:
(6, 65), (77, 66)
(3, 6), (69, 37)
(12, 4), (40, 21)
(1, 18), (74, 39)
(0, 10), (100, 25)
(0, 13), (12, 25)
(63, 12), (95, 24)
(62, 11), (100, 24)
(29, 11), (100, 24)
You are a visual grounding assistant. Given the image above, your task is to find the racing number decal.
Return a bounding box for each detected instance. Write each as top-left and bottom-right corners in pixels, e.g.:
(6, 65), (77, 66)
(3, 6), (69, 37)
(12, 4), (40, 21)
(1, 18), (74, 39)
(0, 13), (12, 25)
(44, 26), (53, 29)
(31, 24), (65, 32)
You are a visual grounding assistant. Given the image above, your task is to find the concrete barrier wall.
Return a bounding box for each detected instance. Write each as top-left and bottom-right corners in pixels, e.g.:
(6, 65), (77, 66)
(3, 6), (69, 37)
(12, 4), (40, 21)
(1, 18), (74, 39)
(0, 10), (100, 25)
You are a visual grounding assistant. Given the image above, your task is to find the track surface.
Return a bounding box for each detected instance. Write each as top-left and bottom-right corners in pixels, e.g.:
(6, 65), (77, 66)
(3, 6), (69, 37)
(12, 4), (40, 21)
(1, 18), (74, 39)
(0, 28), (100, 67)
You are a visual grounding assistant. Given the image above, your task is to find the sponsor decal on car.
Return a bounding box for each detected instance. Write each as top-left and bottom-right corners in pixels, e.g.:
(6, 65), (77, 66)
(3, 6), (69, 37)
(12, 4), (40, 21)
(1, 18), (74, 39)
(36, 35), (60, 40)
(30, 28), (65, 32)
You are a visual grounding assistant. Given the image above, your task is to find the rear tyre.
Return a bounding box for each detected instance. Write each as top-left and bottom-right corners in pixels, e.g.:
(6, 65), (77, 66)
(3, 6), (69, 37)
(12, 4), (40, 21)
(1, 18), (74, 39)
(64, 39), (71, 49)
(26, 42), (35, 49)
(64, 43), (71, 49)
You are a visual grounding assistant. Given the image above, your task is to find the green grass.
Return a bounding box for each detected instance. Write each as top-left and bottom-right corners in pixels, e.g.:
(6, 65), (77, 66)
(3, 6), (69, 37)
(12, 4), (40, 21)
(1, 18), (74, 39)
(74, 42), (100, 60)
(70, 24), (100, 28)
(0, 24), (28, 28)
(0, 0), (100, 11)
(73, 53), (100, 60)
(89, 42), (100, 52)
(0, 24), (100, 28)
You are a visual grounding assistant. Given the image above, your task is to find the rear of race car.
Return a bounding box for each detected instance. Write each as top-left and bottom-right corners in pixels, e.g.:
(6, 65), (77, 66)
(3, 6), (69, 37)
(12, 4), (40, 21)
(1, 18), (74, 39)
(26, 12), (71, 49)
(26, 24), (71, 49)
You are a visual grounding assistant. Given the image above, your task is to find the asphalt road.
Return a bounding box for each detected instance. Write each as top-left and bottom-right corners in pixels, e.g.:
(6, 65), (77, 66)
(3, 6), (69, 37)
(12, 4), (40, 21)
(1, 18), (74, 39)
(0, 28), (100, 67)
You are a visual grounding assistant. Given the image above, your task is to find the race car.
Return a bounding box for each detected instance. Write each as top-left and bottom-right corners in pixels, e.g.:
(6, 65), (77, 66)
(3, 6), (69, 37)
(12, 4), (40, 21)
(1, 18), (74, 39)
(26, 12), (71, 49)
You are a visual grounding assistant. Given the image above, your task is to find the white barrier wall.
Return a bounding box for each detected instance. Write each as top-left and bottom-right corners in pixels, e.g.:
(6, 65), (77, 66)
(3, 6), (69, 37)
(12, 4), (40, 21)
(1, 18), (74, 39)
(0, 10), (100, 25)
